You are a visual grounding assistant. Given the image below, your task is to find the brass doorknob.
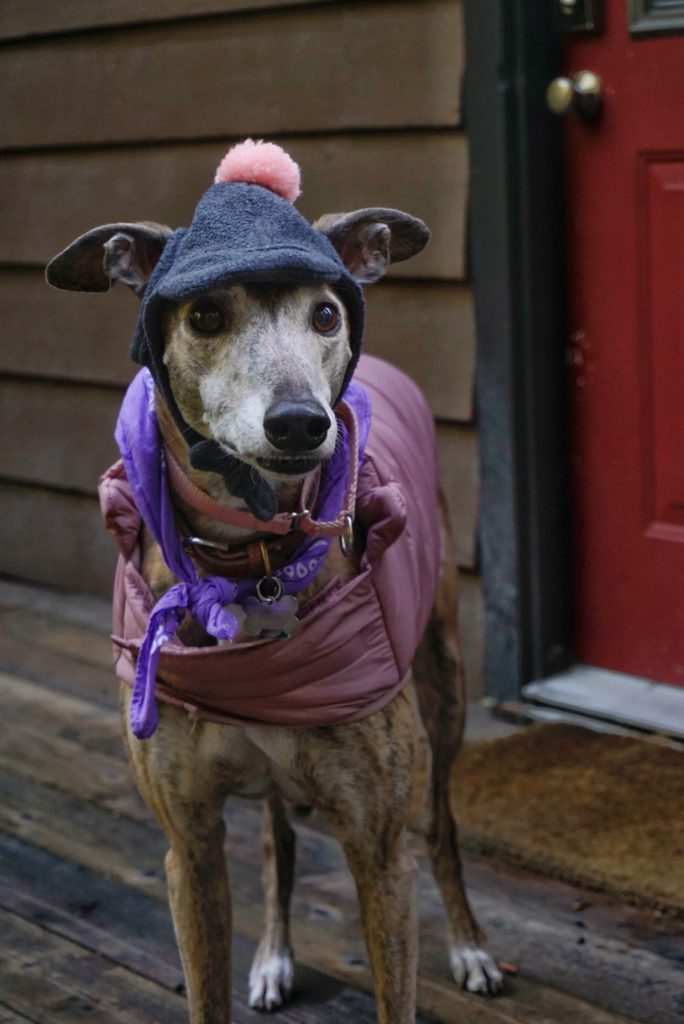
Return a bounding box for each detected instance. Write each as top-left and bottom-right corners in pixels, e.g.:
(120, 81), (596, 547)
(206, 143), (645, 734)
(546, 71), (603, 120)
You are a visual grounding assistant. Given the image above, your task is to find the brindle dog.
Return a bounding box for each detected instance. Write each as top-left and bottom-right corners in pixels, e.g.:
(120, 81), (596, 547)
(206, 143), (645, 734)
(47, 209), (502, 1024)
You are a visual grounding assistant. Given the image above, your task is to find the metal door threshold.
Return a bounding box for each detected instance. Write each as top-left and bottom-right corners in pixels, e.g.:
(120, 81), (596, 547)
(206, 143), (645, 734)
(522, 665), (684, 742)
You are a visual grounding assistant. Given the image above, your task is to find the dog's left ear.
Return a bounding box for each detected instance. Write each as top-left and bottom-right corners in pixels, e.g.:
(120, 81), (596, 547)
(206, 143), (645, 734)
(46, 221), (173, 297)
(314, 208), (430, 284)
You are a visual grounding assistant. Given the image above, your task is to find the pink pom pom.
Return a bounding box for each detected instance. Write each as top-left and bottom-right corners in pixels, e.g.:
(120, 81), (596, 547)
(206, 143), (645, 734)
(214, 139), (301, 203)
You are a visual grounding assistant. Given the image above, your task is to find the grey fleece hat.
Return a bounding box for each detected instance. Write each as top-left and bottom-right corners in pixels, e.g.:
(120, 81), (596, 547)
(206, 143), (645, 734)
(131, 150), (365, 463)
(128, 141), (366, 519)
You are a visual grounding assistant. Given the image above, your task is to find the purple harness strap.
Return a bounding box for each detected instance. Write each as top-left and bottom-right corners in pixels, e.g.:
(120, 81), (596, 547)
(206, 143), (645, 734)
(114, 369), (370, 739)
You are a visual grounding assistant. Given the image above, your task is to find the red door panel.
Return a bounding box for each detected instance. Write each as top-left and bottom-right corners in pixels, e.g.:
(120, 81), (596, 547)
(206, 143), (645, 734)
(642, 159), (684, 538)
(564, 0), (684, 684)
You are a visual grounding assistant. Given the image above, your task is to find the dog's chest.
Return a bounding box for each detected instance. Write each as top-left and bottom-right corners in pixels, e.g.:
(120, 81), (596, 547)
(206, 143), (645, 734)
(198, 720), (309, 803)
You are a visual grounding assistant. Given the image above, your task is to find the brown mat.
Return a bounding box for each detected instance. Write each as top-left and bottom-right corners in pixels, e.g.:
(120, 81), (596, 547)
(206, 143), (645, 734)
(451, 723), (684, 915)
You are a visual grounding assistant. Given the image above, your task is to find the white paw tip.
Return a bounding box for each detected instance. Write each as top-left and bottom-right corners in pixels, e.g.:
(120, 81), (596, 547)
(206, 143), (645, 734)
(449, 946), (504, 995)
(248, 951), (295, 1011)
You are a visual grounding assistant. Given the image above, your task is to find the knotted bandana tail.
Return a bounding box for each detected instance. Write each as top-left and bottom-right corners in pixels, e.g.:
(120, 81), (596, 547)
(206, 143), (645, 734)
(131, 578), (240, 738)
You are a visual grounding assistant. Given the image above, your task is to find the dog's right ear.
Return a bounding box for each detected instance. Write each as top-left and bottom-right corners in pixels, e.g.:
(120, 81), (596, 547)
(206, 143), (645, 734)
(46, 221), (173, 297)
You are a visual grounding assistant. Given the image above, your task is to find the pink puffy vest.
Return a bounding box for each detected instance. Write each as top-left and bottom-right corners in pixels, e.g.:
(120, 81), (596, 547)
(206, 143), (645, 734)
(100, 355), (442, 727)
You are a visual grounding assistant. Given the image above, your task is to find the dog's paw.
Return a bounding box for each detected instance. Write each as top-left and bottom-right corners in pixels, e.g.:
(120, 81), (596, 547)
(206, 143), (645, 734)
(248, 950), (294, 1011)
(449, 946), (503, 994)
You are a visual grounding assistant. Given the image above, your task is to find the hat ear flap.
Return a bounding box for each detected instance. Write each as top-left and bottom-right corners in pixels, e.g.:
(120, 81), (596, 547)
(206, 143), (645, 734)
(314, 207), (430, 284)
(46, 221), (172, 297)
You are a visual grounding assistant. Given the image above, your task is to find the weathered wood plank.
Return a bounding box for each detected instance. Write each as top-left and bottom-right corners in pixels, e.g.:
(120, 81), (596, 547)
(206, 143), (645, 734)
(0, 706), (674, 1024)
(0, 277), (474, 418)
(0, 603), (115, 683)
(0, 0), (334, 41)
(0, 591), (681, 1024)
(0, 711), (130, 804)
(0, 577), (112, 632)
(0, 908), (188, 1024)
(0, 2), (463, 150)
(0, 766), (463, 1022)
(0, 763), (614, 1024)
(0, 765), (168, 896)
(28, 621), (114, 671)
(0, 668), (119, 735)
(0, 627), (119, 709)
(0, 1005), (34, 1023)
(0, 484), (116, 597)
(0, 133), (467, 280)
(0, 883), (182, 994)
(0, 832), (178, 969)
(0, 834), (417, 1024)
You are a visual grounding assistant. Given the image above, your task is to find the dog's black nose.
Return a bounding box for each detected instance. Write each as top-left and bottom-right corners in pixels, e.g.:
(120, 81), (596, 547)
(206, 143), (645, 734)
(264, 400), (331, 452)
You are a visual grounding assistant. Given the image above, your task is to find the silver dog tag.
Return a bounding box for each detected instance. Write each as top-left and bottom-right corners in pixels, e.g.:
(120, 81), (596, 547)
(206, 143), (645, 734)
(241, 593), (300, 639)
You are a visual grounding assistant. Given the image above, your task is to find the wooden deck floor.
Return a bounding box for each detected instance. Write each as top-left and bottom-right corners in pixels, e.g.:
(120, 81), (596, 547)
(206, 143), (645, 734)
(0, 580), (682, 1024)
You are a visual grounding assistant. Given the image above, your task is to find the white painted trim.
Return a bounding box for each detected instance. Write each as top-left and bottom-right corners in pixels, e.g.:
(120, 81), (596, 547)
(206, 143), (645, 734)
(523, 665), (684, 741)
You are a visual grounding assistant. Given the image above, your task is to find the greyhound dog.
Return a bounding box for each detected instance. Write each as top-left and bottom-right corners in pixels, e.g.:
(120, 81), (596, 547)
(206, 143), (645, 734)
(46, 141), (502, 1024)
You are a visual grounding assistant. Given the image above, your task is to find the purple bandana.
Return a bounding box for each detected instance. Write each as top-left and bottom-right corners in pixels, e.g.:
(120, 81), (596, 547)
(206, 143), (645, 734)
(114, 369), (370, 739)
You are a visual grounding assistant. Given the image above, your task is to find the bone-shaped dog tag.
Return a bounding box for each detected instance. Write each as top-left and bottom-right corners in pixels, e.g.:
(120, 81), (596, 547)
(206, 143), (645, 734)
(241, 594), (300, 639)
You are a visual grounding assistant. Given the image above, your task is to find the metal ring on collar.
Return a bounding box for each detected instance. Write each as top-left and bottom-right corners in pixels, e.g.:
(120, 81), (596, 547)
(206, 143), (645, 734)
(339, 514), (354, 558)
(256, 575), (284, 603)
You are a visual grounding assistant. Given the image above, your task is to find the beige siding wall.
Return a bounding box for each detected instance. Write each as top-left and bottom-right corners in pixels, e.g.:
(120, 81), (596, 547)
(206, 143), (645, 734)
(0, 0), (483, 696)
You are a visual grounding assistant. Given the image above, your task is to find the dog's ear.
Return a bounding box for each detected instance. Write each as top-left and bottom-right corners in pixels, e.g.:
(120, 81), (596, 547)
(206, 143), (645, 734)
(46, 221), (172, 297)
(314, 208), (430, 284)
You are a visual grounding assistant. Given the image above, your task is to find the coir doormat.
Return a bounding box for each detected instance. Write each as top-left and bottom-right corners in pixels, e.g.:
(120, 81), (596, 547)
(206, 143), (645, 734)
(451, 723), (684, 915)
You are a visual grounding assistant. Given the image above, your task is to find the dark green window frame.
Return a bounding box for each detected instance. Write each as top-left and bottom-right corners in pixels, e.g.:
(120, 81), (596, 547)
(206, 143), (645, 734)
(629, 0), (684, 35)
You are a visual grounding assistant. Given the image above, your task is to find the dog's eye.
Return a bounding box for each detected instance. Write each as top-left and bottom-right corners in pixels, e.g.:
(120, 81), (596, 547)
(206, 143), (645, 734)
(189, 301), (225, 335)
(312, 303), (341, 336)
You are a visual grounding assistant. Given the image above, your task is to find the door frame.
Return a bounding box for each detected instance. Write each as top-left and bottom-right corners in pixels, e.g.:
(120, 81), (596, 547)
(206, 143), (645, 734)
(464, 0), (572, 700)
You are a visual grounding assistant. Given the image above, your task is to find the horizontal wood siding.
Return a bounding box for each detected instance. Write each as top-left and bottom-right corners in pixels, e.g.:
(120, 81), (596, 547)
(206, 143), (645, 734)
(0, 380), (122, 493)
(0, 274), (474, 422)
(0, 2), (462, 150)
(0, 0), (483, 691)
(0, 268), (138, 386)
(0, 0), (333, 41)
(0, 379), (478, 568)
(0, 134), (468, 279)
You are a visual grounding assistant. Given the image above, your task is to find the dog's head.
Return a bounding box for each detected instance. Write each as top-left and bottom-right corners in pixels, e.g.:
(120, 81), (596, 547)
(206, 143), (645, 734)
(46, 143), (429, 500)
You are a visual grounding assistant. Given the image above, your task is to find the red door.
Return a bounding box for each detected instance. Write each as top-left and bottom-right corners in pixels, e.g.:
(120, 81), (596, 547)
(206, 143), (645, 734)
(563, 0), (684, 685)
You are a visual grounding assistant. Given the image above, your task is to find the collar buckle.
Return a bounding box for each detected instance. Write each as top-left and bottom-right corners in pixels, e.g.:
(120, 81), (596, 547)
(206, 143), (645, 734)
(286, 508), (310, 530)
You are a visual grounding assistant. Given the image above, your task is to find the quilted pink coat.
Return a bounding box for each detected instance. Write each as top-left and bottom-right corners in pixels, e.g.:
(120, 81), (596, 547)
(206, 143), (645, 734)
(99, 356), (442, 728)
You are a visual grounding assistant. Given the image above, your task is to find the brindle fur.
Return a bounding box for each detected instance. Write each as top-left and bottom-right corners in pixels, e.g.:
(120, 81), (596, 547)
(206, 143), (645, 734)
(48, 209), (502, 1024)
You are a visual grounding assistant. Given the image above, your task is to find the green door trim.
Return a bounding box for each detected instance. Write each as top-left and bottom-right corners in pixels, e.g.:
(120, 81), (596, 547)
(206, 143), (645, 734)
(463, 0), (573, 700)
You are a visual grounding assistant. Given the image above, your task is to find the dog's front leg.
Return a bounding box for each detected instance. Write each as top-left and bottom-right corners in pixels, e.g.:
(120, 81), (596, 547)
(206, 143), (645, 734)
(121, 694), (233, 1023)
(269, 689), (420, 1024)
(248, 793), (296, 1010)
(343, 829), (418, 1024)
(165, 824), (232, 1023)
